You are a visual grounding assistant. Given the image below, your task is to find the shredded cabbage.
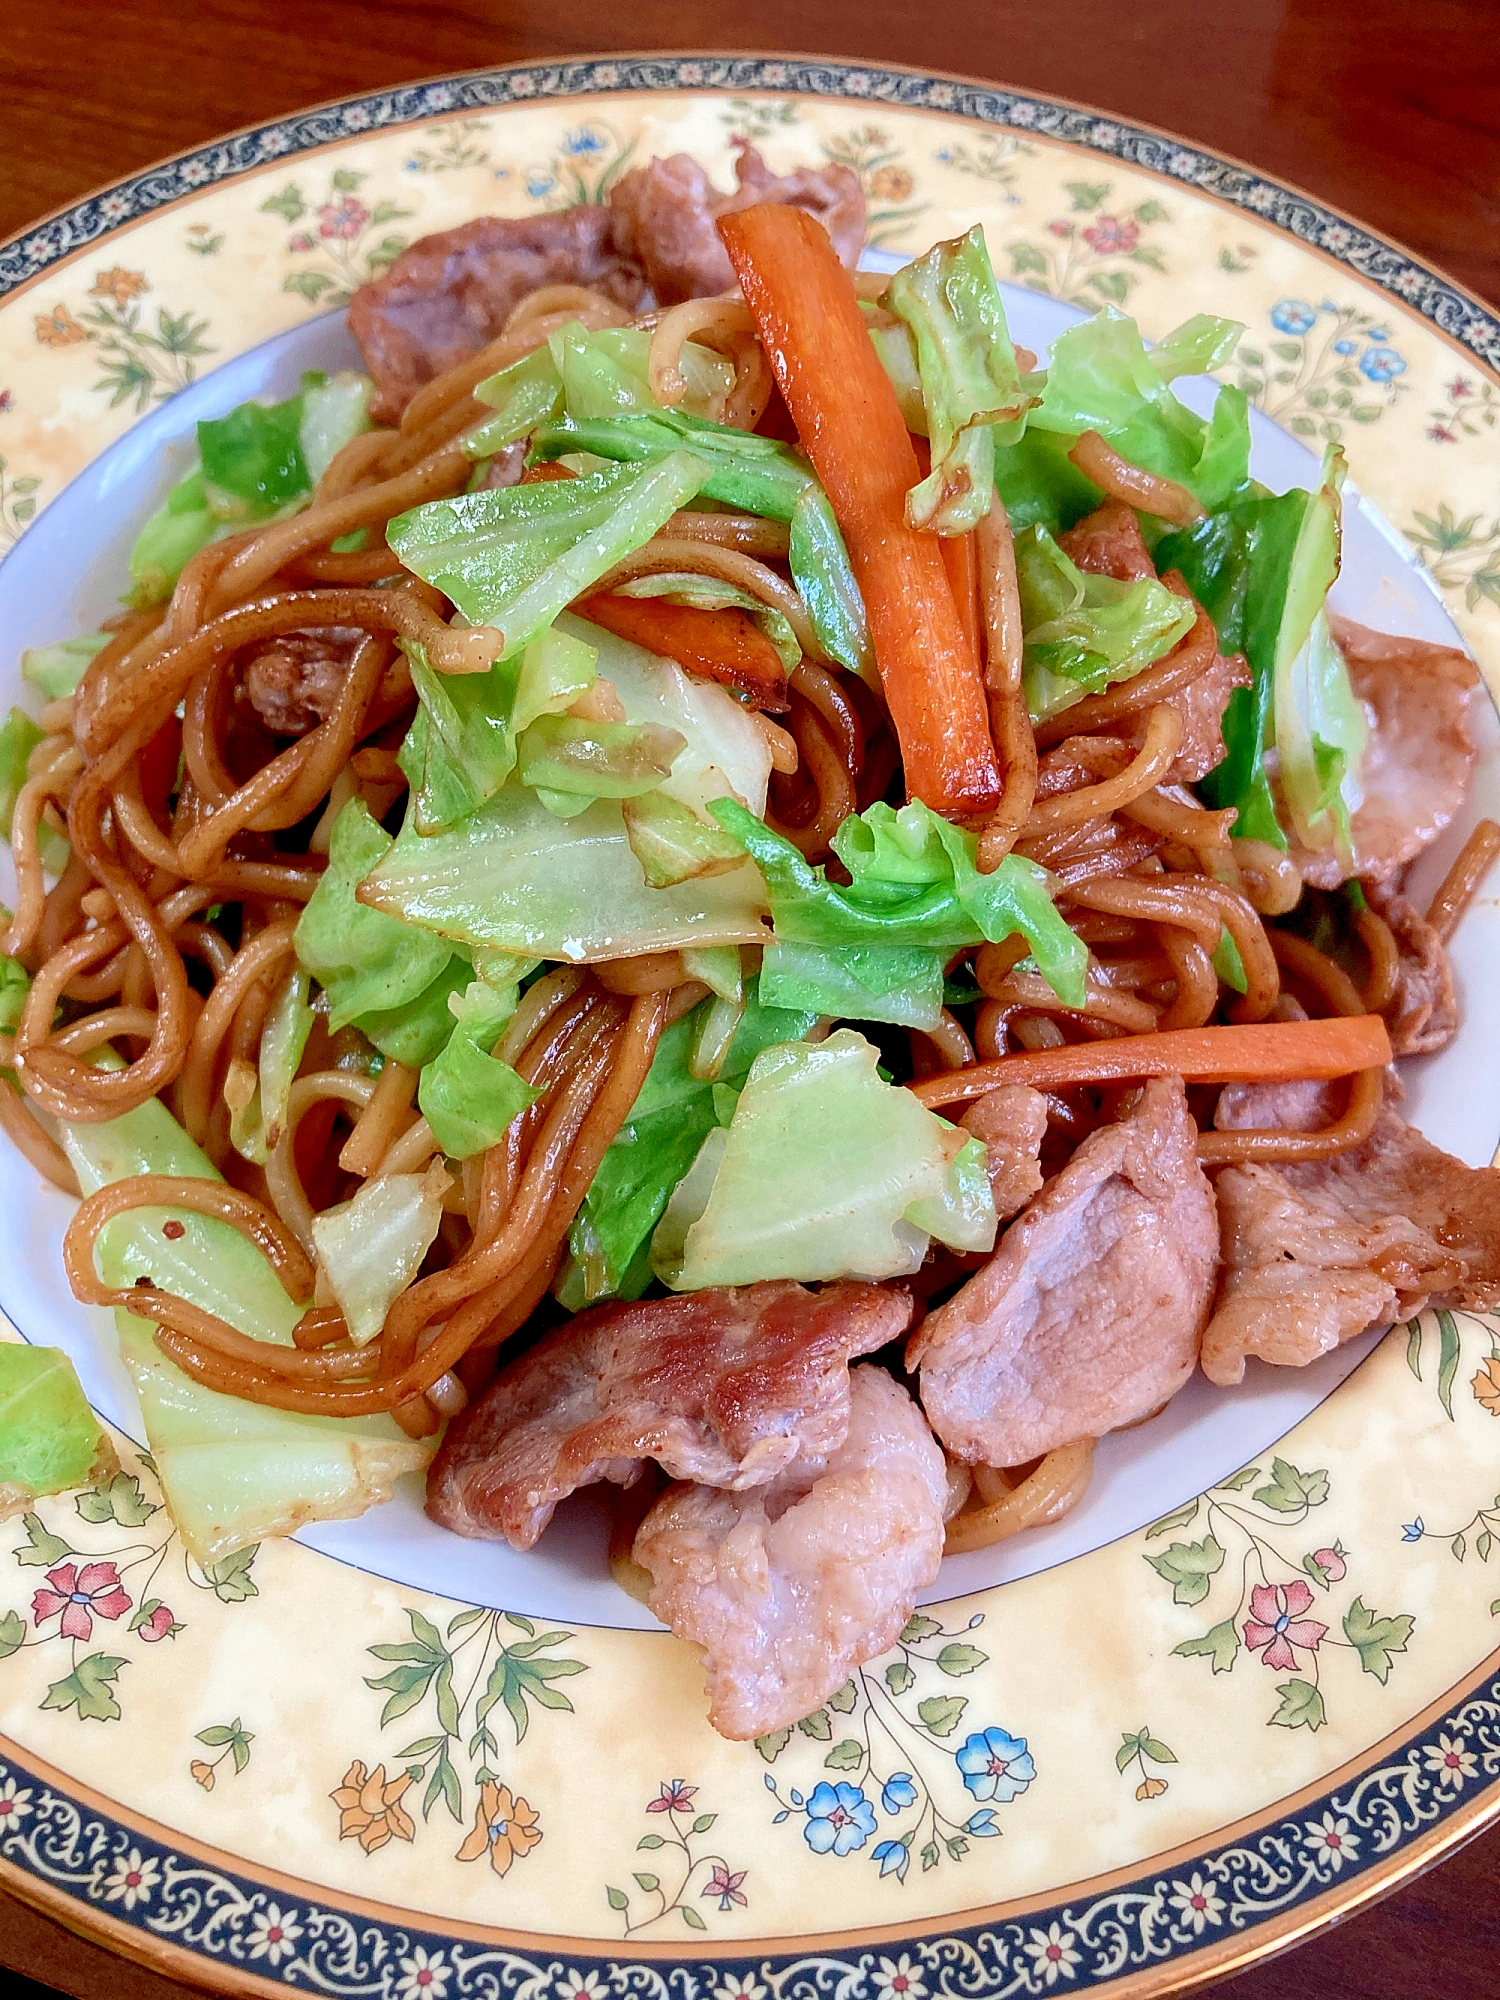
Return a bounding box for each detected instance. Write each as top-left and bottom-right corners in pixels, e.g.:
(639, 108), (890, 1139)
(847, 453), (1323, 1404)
(0, 1346), (114, 1501)
(311, 1162), (449, 1346)
(1014, 523), (1195, 721)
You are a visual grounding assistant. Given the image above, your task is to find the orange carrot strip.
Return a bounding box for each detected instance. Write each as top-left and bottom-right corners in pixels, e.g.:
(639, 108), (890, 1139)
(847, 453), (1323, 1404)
(940, 531), (983, 671)
(717, 204), (1001, 820)
(576, 593), (790, 711)
(907, 1015), (1393, 1110)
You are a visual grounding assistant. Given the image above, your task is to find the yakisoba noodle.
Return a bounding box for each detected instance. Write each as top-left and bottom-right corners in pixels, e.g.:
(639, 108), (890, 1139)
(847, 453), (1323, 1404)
(4, 211), (1496, 1582)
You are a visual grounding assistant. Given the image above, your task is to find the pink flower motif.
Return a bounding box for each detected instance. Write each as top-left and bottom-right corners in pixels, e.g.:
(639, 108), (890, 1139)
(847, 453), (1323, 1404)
(317, 197), (369, 242)
(1428, 423), (1459, 443)
(31, 1561), (131, 1643)
(288, 232), (315, 252)
(1047, 220), (1073, 238)
(647, 1779), (697, 1814)
(1082, 215), (1139, 255)
(1244, 1580), (1327, 1672)
(0, 388), (13, 413)
(137, 1603), (177, 1643)
(703, 1862), (748, 1911)
(1311, 1546), (1346, 1583)
(1448, 377), (1473, 399)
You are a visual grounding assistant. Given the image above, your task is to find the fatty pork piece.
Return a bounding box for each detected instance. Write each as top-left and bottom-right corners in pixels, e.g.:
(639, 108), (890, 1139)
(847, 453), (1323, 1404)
(425, 1280), (912, 1550)
(910, 1077), (1218, 1464)
(1294, 616), (1480, 891)
(241, 629), (363, 735)
(634, 1365), (946, 1740)
(348, 206), (653, 423)
(609, 143), (865, 302)
(1203, 1091), (1500, 1385)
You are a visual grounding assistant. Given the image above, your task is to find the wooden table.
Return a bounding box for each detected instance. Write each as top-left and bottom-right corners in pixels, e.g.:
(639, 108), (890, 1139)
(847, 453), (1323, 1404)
(4, 3), (1498, 1995)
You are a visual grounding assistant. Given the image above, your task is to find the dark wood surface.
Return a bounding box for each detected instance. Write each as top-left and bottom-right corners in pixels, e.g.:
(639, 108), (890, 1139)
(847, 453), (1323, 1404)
(4, 3), (1498, 1995)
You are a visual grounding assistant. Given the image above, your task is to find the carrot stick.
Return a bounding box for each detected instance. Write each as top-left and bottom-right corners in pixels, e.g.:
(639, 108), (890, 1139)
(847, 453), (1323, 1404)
(940, 531), (982, 669)
(576, 593), (790, 710)
(717, 204), (1001, 820)
(907, 1015), (1393, 1109)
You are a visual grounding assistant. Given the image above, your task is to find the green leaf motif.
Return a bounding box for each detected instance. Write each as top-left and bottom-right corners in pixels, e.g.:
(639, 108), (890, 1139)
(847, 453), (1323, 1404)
(15, 1514), (71, 1568)
(637, 1833), (665, 1849)
(75, 1471), (157, 1527)
(1214, 1466), (1260, 1493)
(1343, 1597), (1415, 1684)
(1141, 1736), (1177, 1766)
(885, 1660), (915, 1696)
(1145, 1534), (1225, 1606)
(1115, 1732), (1143, 1773)
(1145, 1499), (1200, 1540)
(917, 1695), (967, 1737)
(260, 184), (306, 223)
(824, 1739), (864, 1771)
(1437, 1310), (1462, 1420)
(828, 1678), (859, 1713)
(1066, 180), (1110, 211)
(690, 1813), (717, 1833)
(366, 1660), (438, 1727)
(447, 1607), (487, 1638)
(1269, 1678), (1326, 1732)
(681, 1905), (707, 1932)
(1171, 1619), (1240, 1673)
(900, 1614), (941, 1643)
(921, 1840), (940, 1871)
(936, 1642), (987, 1677)
(0, 1609), (24, 1658)
(201, 1544), (259, 1602)
(1253, 1457), (1329, 1513)
(41, 1653), (127, 1722)
(755, 1728), (792, 1763)
(634, 1871), (660, 1892)
(606, 1886), (628, 1912)
(798, 1709), (832, 1741)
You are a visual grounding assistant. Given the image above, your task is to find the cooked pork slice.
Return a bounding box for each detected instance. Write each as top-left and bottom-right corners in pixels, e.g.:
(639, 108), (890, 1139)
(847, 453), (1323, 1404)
(1134, 645), (1252, 783)
(1059, 504), (1249, 781)
(609, 144), (864, 302)
(242, 629), (364, 735)
(1059, 501), (1156, 582)
(634, 1364), (946, 1739)
(960, 1084), (1048, 1221)
(1295, 617), (1480, 890)
(910, 1077), (1217, 1463)
(1364, 883), (1458, 1056)
(348, 208), (652, 422)
(1214, 1076), (1346, 1133)
(425, 1280), (912, 1550)
(1201, 1101), (1500, 1385)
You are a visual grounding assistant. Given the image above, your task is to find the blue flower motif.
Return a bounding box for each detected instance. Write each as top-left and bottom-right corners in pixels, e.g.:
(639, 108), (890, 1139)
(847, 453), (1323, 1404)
(525, 173), (557, 200)
(1402, 1518), (1425, 1542)
(956, 1727), (1036, 1802)
(1271, 299), (1317, 337)
(872, 1838), (910, 1881)
(803, 1781), (878, 1855)
(881, 1773), (918, 1814)
(1332, 339), (1357, 355)
(936, 148), (952, 164)
(1359, 346), (1406, 384)
(964, 1809), (1000, 1837)
(1368, 325), (1390, 341)
(561, 127), (608, 156)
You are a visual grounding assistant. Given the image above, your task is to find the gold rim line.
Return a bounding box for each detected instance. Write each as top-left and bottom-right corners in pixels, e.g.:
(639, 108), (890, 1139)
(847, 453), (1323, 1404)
(0, 48), (1495, 391)
(4, 1631), (1500, 1966)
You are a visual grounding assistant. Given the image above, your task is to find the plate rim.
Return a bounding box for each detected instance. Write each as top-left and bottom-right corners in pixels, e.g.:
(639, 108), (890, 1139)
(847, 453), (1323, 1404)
(1, 47), (1497, 1999)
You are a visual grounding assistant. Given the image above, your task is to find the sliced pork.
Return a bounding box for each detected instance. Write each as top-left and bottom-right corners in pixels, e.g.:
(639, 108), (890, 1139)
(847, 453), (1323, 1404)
(634, 1365), (946, 1739)
(960, 1084), (1048, 1221)
(425, 1280), (912, 1550)
(348, 208), (652, 422)
(1365, 883), (1458, 1056)
(1201, 1101), (1500, 1385)
(609, 144), (865, 302)
(910, 1077), (1218, 1464)
(242, 630), (363, 736)
(1295, 617), (1480, 890)
(1058, 503), (1250, 782)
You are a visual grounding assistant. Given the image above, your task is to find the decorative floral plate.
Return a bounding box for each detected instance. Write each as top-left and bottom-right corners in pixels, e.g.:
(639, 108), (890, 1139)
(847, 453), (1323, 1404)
(2, 54), (1500, 2000)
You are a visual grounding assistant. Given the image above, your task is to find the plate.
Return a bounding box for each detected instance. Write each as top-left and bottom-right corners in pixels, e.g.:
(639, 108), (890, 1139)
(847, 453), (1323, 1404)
(2, 53), (1500, 1999)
